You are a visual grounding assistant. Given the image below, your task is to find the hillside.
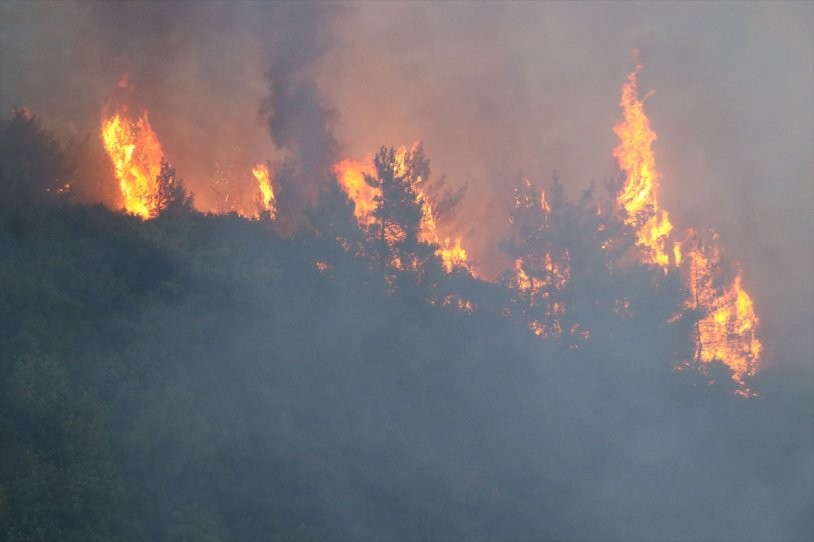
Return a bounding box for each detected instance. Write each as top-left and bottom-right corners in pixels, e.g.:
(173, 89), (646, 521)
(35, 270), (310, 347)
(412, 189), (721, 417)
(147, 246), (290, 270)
(1, 197), (811, 541)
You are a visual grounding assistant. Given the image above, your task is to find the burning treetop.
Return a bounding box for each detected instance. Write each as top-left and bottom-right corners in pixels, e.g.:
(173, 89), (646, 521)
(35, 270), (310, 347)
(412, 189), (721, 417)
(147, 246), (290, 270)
(613, 59), (674, 269)
(334, 143), (474, 277)
(612, 58), (762, 394)
(101, 111), (165, 219)
(91, 56), (763, 394)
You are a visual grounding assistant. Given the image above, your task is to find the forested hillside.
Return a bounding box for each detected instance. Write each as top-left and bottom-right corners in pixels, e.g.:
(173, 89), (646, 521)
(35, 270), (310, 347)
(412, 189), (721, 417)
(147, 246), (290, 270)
(1, 112), (811, 542)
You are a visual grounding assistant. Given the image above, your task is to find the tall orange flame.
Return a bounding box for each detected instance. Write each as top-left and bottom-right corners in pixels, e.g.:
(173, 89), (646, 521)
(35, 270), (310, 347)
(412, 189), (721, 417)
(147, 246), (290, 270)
(613, 57), (762, 394)
(613, 59), (673, 269)
(252, 163), (277, 219)
(101, 110), (165, 219)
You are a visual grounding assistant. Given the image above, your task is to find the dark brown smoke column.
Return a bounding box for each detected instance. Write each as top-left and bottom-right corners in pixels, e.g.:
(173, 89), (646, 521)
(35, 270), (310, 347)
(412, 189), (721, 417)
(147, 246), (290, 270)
(260, 2), (345, 227)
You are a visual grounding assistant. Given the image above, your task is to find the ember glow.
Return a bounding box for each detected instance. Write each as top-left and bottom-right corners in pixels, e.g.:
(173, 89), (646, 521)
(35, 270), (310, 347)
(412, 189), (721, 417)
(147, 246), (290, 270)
(101, 110), (165, 219)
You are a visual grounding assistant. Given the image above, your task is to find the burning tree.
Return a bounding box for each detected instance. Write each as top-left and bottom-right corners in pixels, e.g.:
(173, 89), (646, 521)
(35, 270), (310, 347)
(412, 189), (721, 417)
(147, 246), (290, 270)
(612, 57), (762, 394)
(677, 230), (762, 393)
(613, 58), (674, 270)
(251, 162), (277, 220)
(363, 144), (438, 281)
(502, 176), (572, 340)
(101, 110), (191, 219)
(305, 179), (370, 280)
(333, 142), (474, 288)
(154, 158), (193, 217)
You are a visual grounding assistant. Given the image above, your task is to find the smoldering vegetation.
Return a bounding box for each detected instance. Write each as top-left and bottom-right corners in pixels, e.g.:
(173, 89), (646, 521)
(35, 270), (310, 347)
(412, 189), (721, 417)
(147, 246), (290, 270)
(1, 112), (812, 542)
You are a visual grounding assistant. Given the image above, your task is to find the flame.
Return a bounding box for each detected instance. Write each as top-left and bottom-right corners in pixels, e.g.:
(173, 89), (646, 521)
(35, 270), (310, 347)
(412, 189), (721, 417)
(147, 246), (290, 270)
(513, 258), (534, 294)
(46, 183), (72, 194)
(673, 241), (683, 267)
(505, 177), (578, 341)
(101, 110), (165, 219)
(613, 58), (673, 269)
(252, 163), (277, 219)
(612, 58), (762, 393)
(416, 193), (473, 275)
(333, 158), (378, 228)
(540, 189), (551, 215)
(682, 234), (762, 394)
(333, 145), (473, 275)
(437, 237), (469, 274)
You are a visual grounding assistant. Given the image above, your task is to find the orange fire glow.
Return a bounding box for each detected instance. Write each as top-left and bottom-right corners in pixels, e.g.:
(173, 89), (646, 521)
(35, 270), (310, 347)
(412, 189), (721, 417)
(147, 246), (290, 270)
(333, 145), (474, 275)
(613, 57), (762, 393)
(333, 157), (377, 228)
(117, 72), (130, 90)
(613, 58), (673, 269)
(101, 110), (165, 219)
(252, 163), (277, 219)
(681, 233), (762, 394)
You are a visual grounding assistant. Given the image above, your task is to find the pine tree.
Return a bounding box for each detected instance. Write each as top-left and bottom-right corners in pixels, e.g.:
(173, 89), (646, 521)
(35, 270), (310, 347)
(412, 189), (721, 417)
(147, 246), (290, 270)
(364, 145), (434, 278)
(0, 107), (71, 208)
(155, 159), (193, 216)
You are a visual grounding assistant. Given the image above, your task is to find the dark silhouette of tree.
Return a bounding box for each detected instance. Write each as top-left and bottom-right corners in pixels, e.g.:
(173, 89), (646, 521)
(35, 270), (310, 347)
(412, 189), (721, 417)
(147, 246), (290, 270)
(0, 168), (807, 542)
(500, 174), (576, 342)
(304, 178), (370, 282)
(266, 157), (298, 231)
(364, 144), (435, 282)
(308, 177), (363, 244)
(0, 107), (72, 209)
(155, 158), (193, 217)
(66, 136), (118, 205)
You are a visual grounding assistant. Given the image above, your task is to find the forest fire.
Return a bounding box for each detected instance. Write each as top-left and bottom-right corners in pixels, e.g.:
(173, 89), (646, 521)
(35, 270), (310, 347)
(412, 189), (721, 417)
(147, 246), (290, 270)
(613, 58), (674, 269)
(252, 163), (277, 219)
(502, 175), (579, 343)
(333, 157), (377, 228)
(5, 5), (812, 539)
(333, 146), (473, 276)
(613, 59), (762, 393)
(92, 57), (761, 393)
(101, 110), (165, 219)
(680, 232), (762, 393)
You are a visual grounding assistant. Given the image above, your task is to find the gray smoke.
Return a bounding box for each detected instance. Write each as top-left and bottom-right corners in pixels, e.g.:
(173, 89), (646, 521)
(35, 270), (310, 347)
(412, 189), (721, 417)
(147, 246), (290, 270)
(1, 2), (812, 540)
(0, 1), (346, 214)
(259, 2), (343, 225)
(1, 0), (810, 372)
(262, 4), (340, 176)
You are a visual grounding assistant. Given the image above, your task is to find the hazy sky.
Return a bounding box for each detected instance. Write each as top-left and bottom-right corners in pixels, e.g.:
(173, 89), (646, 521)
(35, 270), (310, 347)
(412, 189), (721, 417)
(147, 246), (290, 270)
(1, 0), (811, 368)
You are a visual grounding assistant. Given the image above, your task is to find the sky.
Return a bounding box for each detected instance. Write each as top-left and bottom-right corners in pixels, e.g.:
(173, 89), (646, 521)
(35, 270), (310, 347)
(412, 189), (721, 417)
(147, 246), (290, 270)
(1, 0), (812, 371)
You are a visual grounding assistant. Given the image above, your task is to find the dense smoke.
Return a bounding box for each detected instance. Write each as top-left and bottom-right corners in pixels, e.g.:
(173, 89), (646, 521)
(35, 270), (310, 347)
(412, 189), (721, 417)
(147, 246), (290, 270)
(260, 2), (341, 217)
(0, 1), (345, 214)
(1, 2), (810, 361)
(1, 2), (812, 540)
